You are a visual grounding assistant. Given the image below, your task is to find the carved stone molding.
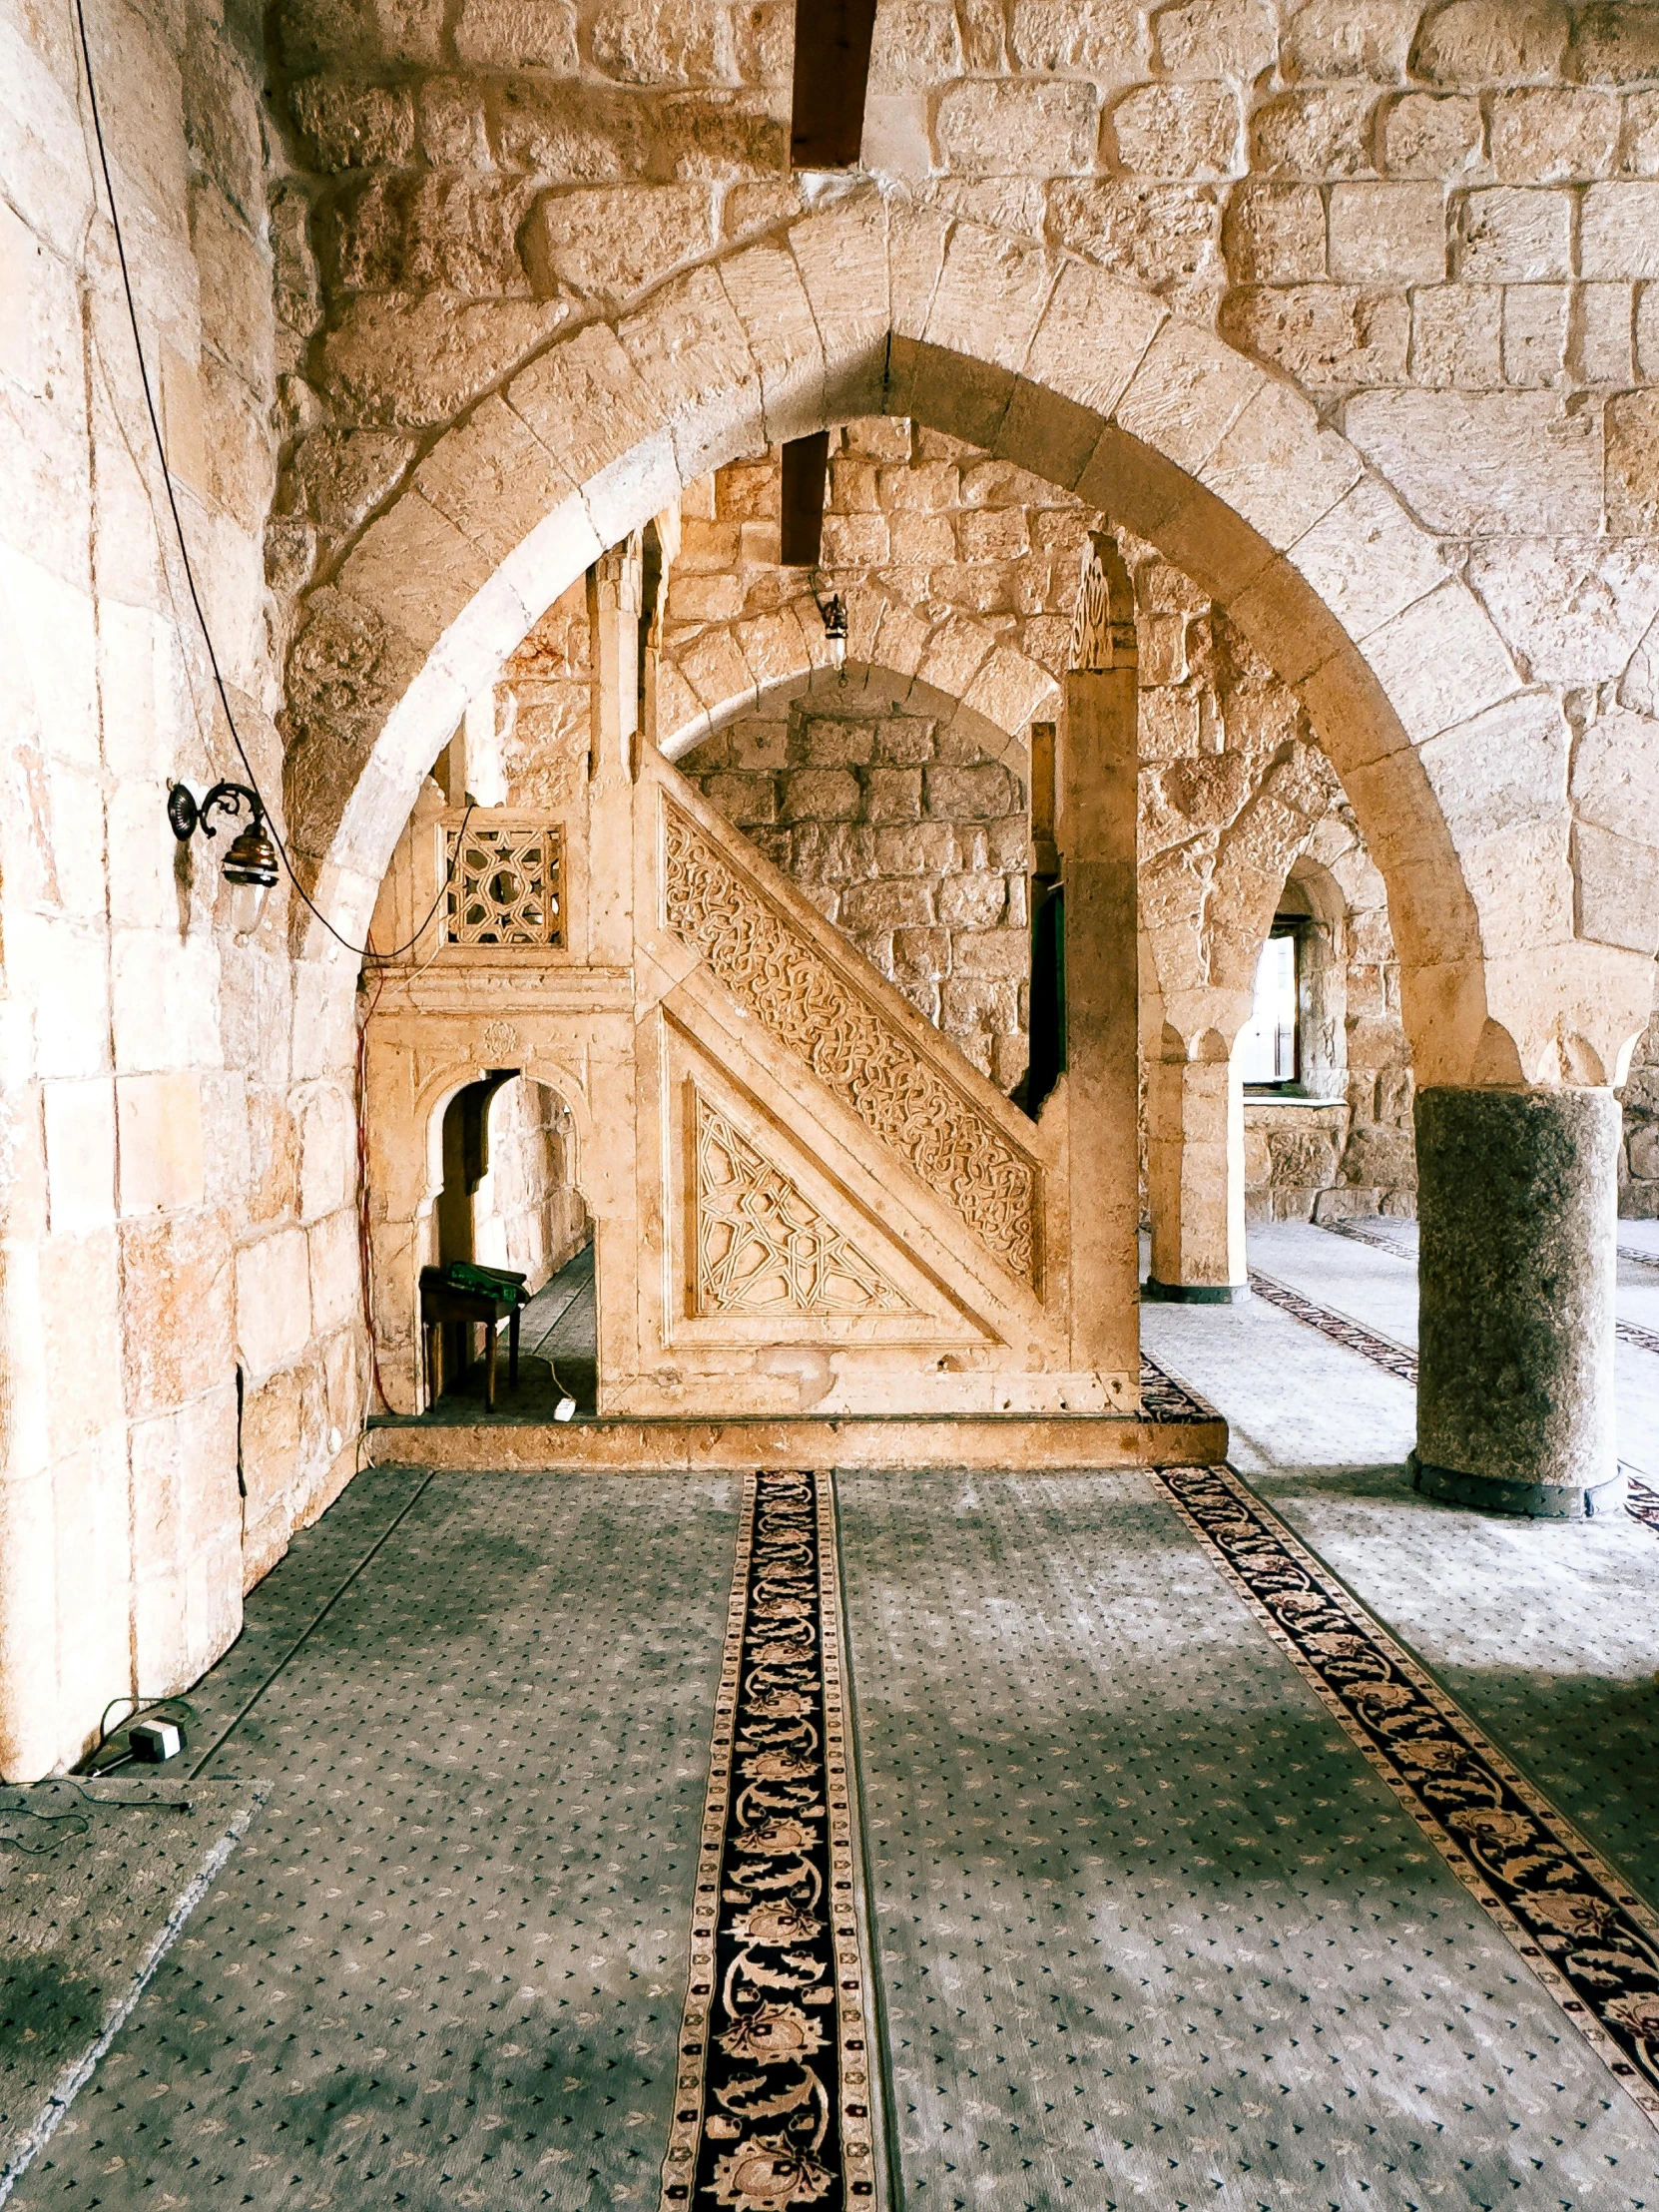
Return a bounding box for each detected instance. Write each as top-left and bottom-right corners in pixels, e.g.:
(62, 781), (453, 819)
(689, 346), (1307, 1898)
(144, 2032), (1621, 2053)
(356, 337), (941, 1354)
(693, 1090), (915, 1316)
(664, 806), (1038, 1283)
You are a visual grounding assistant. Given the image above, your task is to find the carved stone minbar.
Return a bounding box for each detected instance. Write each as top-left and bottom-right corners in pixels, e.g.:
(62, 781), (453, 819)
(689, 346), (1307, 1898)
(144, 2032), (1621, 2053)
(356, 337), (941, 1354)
(361, 741), (1137, 1421)
(663, 807), (1040, 1287)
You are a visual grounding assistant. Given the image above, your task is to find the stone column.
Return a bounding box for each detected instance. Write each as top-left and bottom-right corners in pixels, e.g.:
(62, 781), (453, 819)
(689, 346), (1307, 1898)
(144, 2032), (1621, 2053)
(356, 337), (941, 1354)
(1061, 531), (1140, 1388)
(1410, 1086), (1622, 1519)
(1144, 1048), (1247, 1301)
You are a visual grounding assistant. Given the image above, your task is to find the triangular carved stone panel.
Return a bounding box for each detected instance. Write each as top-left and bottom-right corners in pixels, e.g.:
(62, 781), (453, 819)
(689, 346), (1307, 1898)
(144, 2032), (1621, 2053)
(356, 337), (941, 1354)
(694, 1091), (916, 1317)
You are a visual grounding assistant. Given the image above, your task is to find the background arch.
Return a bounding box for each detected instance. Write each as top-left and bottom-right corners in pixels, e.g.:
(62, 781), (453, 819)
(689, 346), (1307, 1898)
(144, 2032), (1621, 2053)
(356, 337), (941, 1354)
(283, 201), (1654, 1091)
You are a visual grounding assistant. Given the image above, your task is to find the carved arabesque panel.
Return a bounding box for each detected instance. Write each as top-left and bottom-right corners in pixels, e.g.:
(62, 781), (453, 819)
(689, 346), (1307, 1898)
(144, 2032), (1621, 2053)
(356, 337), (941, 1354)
(664, 807), (1038, 1283)
(694, 1092), (915, 1316)
(445, 824), (564, 945)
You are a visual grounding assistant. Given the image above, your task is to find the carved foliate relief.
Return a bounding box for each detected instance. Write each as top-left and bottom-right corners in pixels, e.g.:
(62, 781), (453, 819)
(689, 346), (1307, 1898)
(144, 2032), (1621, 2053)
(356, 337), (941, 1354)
(663, 807), (1038, 1284)
(1069, 527), (1137, 674)
(694, 1092), (914, 1317)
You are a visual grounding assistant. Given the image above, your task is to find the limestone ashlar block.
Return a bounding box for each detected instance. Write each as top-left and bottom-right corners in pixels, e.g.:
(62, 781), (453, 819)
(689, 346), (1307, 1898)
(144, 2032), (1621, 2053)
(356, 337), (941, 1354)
(962, 643), (1057, 736)
(1570, 1), (1659, 83)
(1219, 282), (1410, 387)
(923, 223), (1056, 378)
(1572, 820), (1659, 954)
(235, 1224), (313, 1380)
(526, 183), (712, 306)
(677, 621), (759, 717)
(914, 616), (995, 704)
(320, 292), (570, 430)
(1343, 387), (1603, 535)
(44, 1080), (117, 1236)
(109, 927), (220, 1079)
(1356, 579), (1519, 755)
(1004, 0), (1141, 76)
(1378, 90), (1484, 178)
(83, 0), (187, 227)
(455, 0), (577, 70)
(1413, 0), (1572, 87)
(865, 598), (930, 681)
(935, 78), (1100, 176)
(1471, 538), (1659, 689)
(1490, 87), (1621, 181)
(121, 1210), (236, 1420)
(1019, 258), (1165, 423)
(129, 1383), (243, 1694)
(616, 264), (764, 481)
(1282, 1), (1417, 85)
(735, 606), (814, 691)
(1455, 185), (1574, 279)
(1112, 318), (1266, 478)
(286, 77), (416, 171)
(189, 185), (276, 399)
(1571, 706), (1659, 848)
(1221, 180), (1328, 281)
(1154, 0), (1276, 78)
(1248, 86), (1378, 179)
(786, 193), (889, 417)
(308, 1207), (362, 1334)
(1328, 182), (1447, 282)
(297, 1082), (356, 1222)
(1284, 474), (1452, 650)
(338, 488), (498, 659)
(1579, 280), (1635, 383)
(717, 240), (826, 445)
(1108, 82), (1242, 180)
(407, 393), (580, 572)
(117, 1072), (208, 1216)
(40, 1226), (124, 1456)
(1605, 390), (1659, 532)
(1403, 686), (1569, 862)
(1199, 378), (1364, 560)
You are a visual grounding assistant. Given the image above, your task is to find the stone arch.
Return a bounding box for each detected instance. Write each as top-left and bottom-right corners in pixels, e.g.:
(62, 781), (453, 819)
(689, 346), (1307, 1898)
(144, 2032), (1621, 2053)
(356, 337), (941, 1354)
(283, 198), (1651, 1091)
(656, 584), (1055, 767)
(365, 1049), (597, 1410)
(662, 653), (1039, 771)
(404, 1054), (595, 1237)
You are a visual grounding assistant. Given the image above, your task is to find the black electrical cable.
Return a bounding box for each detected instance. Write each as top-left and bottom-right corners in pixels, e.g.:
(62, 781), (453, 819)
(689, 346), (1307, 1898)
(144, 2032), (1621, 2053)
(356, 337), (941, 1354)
(0, 1776), (196, 1855)
(70, 0), (471, 965)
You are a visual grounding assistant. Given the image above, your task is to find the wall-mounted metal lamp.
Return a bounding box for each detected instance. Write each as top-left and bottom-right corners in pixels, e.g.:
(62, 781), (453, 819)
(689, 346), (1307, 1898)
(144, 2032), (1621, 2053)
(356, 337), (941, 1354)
(815, 589), (848, 669)
(168, 781), (279, 936)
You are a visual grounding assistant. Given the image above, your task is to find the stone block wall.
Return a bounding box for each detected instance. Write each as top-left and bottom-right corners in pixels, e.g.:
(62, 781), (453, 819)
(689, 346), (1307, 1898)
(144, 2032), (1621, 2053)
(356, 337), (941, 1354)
(681, 687), (1034, 1092)
(0, 0), (372, 1779)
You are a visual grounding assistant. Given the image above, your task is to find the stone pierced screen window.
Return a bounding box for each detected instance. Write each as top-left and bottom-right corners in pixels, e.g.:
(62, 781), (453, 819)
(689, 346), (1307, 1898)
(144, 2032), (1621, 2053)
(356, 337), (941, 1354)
(1239, 928), (1299, 1086)
(445, 825), (564, 946)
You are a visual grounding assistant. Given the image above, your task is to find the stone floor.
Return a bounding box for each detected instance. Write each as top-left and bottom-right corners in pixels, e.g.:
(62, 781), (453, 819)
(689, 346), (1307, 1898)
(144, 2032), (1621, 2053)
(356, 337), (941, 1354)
(4, 1225), (1658, 2209)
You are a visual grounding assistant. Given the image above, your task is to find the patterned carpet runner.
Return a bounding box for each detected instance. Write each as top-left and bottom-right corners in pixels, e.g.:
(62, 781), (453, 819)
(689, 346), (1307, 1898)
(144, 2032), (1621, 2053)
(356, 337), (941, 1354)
(1156, 1463), (1659, 2127)
(1138, 1353), (1219, 1422)
(1247, 1269), (1420, 1381)
(661, 1470), (883, 2212)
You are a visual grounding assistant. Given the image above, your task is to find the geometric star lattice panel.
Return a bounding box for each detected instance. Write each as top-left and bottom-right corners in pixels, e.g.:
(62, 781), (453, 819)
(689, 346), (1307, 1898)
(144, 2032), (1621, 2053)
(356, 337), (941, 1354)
(694, 1090), (916, 1317)
(445, 824), (564, 945)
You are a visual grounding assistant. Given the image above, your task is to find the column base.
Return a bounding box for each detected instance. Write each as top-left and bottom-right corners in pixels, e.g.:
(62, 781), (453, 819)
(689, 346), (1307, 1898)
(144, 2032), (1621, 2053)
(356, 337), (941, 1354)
(1408, 1450), (1627, 1522)
(1141, 1278), (1251, 1305)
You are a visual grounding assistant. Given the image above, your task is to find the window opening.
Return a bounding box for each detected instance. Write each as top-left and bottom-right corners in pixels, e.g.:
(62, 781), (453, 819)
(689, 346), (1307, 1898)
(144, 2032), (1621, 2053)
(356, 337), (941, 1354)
(1239, 924), (1301, 1089)
(445, 824), (564, 946)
